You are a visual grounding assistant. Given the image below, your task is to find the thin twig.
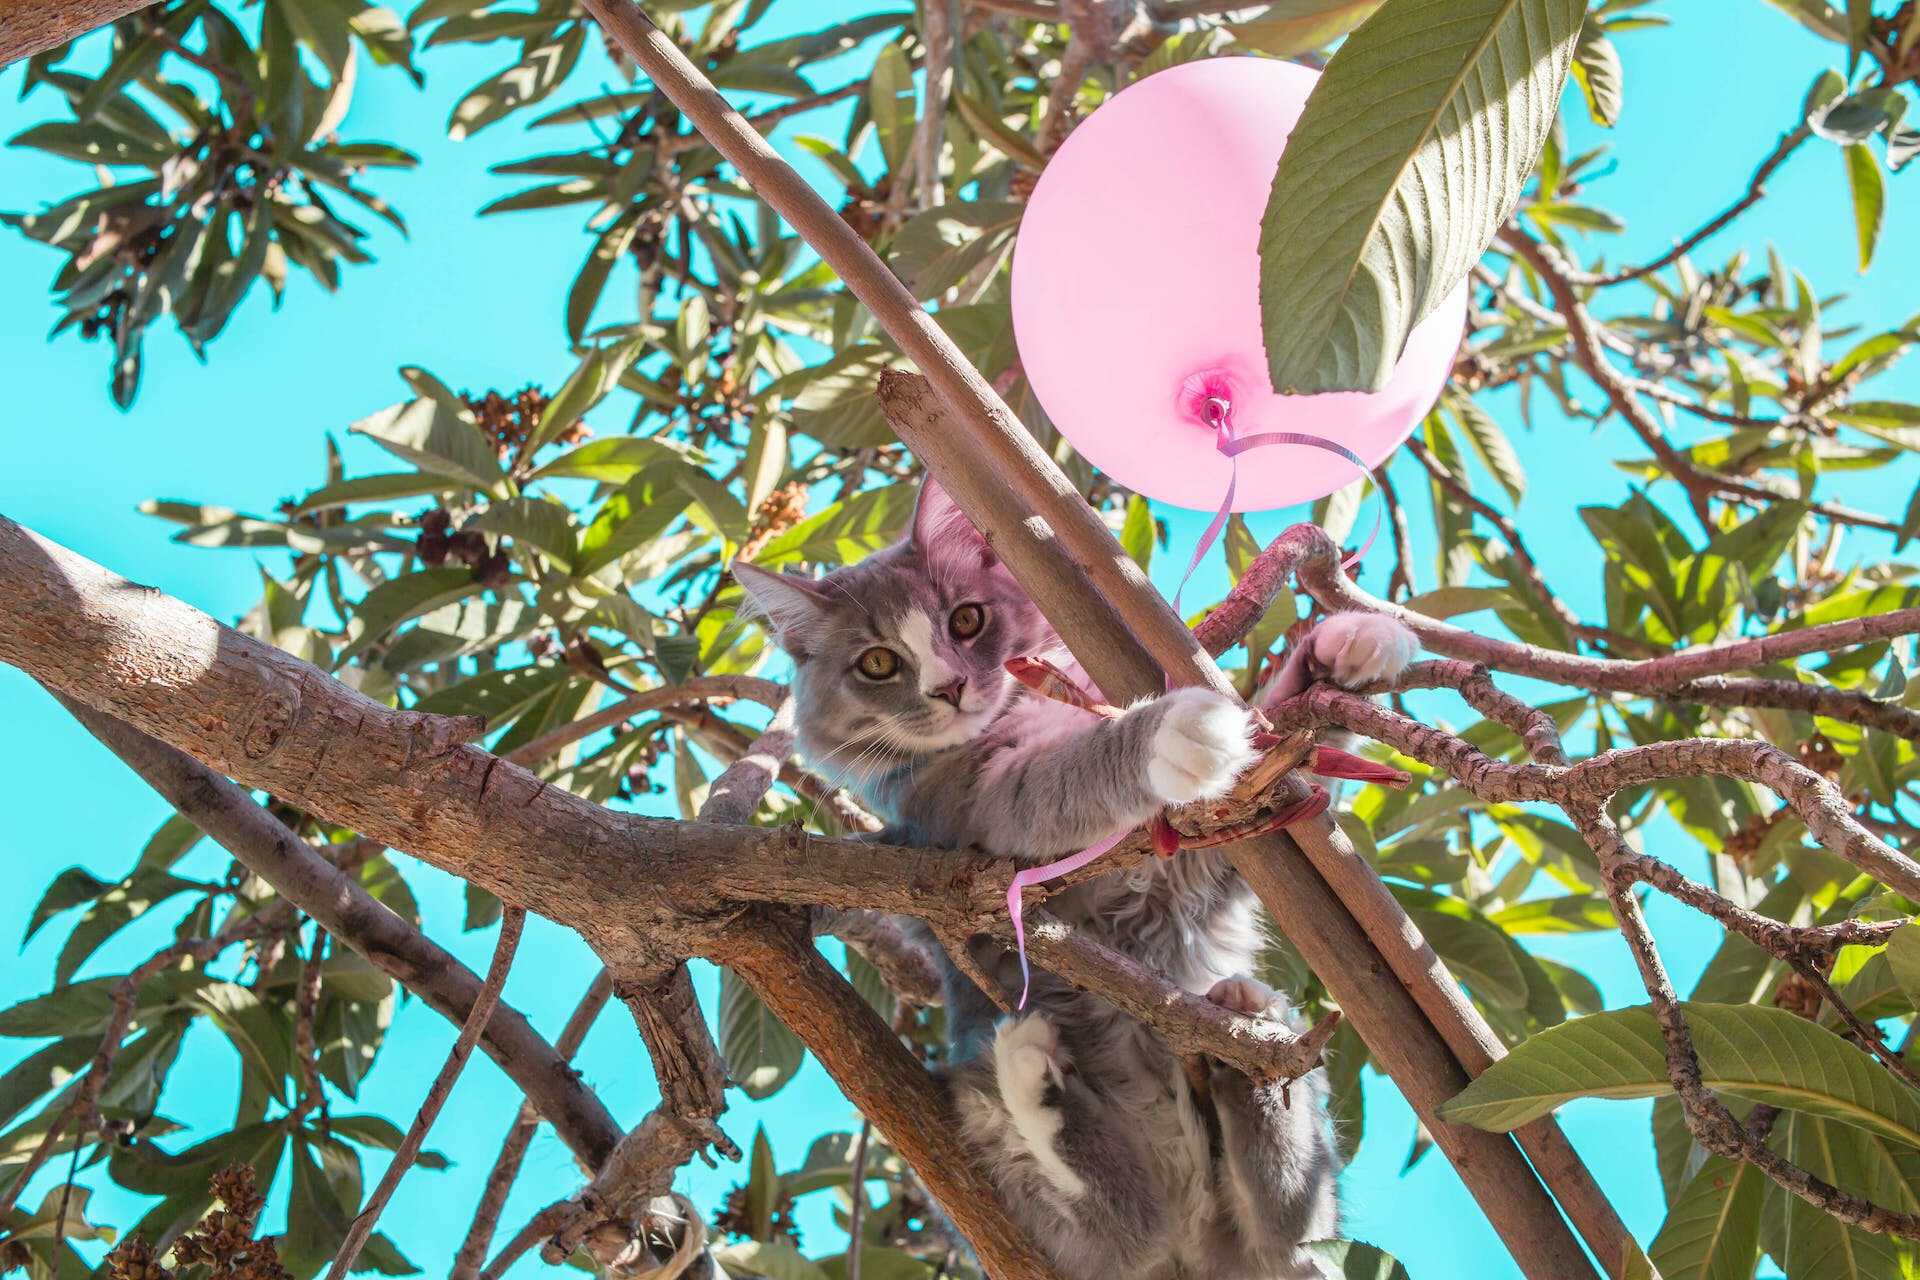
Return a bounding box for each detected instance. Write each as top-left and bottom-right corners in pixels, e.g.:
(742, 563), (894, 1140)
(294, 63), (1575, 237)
(1788, 955), (1920, 1094)
(329, 908), (528, 1279)
(1578, 125), (1812, 286)
(452, 969), (615, 1280)
(845, 1120), (873, 1280)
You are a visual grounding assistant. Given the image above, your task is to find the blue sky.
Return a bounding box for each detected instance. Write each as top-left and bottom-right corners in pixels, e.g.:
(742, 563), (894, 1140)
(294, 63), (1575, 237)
(2, 4), (1916, 1277)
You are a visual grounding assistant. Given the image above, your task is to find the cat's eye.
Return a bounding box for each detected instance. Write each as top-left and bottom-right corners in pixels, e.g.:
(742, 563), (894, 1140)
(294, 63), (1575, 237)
(856, 647), (900, 680)
(948, 603), (986, 640)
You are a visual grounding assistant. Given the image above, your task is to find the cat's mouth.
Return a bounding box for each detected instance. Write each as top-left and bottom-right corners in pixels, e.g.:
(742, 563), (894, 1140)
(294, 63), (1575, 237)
(902, 682), (1006, 750)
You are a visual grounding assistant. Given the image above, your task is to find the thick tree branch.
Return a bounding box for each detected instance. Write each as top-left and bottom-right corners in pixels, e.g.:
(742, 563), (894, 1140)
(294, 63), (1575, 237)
(0, 0), (157, 68)
(708, 908), (1069, 1280)
(55, 693), (623, 1168)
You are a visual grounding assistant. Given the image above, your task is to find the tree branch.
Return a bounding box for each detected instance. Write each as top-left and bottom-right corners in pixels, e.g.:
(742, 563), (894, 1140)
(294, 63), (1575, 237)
(1577, 125), (1812, 287)
(54, 692), (623, 1168)
(330, 907), (526, 1279)
(452, 970), (613, 1280)
(1222, 522), (1920, 744)
(0, 0), (157, 68)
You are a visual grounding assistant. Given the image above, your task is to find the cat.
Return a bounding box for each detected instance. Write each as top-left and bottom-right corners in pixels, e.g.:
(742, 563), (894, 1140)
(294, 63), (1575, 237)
(733, 478), (1417, 1280)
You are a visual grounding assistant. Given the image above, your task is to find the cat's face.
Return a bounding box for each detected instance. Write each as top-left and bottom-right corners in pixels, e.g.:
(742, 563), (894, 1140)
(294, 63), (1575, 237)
(734, 480), (1051, 770)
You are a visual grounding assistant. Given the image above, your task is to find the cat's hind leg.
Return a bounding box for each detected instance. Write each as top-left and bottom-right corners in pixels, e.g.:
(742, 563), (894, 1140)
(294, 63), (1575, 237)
(1204, 976), (1340, 1278)
(953, 1014), (1166, 1279)
(1262, 611), (1419, 703)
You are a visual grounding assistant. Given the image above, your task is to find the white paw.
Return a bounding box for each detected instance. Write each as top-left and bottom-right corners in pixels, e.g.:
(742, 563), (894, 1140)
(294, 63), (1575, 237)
(1308, 613), (1419, 689)
(1206, 973), (1281, 1017)
(1144, 688), (1258, 805)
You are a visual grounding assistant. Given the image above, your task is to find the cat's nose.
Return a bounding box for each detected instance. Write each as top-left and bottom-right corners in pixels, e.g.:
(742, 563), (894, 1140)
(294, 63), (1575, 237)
(927, 676), (967, 708)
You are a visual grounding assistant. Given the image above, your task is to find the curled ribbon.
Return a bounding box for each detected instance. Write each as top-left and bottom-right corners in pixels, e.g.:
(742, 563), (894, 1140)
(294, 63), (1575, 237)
(1004, 395), (1385, 1008)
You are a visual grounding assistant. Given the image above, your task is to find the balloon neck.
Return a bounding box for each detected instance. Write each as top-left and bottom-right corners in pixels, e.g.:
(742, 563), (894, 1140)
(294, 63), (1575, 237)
(1179, 369), (1238, 451)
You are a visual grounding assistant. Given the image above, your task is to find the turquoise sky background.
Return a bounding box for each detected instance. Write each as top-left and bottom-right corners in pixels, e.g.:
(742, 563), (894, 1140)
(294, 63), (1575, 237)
(2, 4), (1917, 1277)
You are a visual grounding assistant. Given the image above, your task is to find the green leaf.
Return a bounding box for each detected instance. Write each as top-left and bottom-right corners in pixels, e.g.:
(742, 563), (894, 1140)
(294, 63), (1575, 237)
(866, 42), (915, 172)
(25, 868), (112, 942)
(295, 473), (458, 514)
(1119, 495), (1156, 570)
(574, 470), (694, 578)
(0, 1039), (91, 1130)
(1440, 1002), (1920, 1151)
(533, 337), (643, 455)
(528, 437), (691, 486)
(763, 345), (900, 450)
(1648, 1155), (1764, 1280)
(711, 1239), (833, 1280)
(1886, 923), (1920, 1009)
(132, 817), (203, 875)
(349, 398), (504, 494)
(1447, 392), (1527, 504)
(888, 201), (1023, 300)
(1402, 585), (1513, 619)
(1844, 142), (1885, 273)
(1303, 1239), (1412, 1279)
(337, 567), (485, 664)
(1258, 0), (1585, 393)
(448, 25), (585, 140)
(469, 497), (577, 569)
(9, 121), (171, 167)
(752, 483), (912, 569)
(718, 968), (805, 1099)
(1228, 1), (1384, 57)
(1768, 1109), (1918, 1280)
(1406, 902), (1529, 1010)
(1570, 22), (1624, 126)
(567, 214), (637, 342)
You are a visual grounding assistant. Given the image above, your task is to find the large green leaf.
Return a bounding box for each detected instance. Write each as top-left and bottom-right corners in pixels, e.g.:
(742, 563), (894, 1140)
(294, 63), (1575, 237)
(468, 496), (577, 569)
(1258, 0), (1585, 393)
(1765, 1110), (1919, 1280)
(718, 968), (805, 1100)
(1648, 1155), (1764, 1280)
(1441, 1003), (1920, 1151)
(349, 398), (504, 493)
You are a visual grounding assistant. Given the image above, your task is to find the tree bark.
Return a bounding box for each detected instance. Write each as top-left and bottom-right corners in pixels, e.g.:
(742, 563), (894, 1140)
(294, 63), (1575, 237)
(58, 694), (623, 1169)
(0, 0), (156, 68)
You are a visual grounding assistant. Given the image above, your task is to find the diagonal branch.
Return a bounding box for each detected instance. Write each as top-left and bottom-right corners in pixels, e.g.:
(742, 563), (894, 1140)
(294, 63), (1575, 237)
(55, 693), (623, 1168)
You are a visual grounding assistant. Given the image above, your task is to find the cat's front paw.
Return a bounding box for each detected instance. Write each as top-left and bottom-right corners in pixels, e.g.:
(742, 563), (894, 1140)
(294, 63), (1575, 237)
(1206, 973), (1282, 1017)
(1308, 613), (1419, 689)
(1145, 688), (1257, 805)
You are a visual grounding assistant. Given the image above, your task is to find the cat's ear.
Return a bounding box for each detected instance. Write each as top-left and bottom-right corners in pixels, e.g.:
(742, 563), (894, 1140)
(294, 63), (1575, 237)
(911, 476), (995, 572)
(732, 560), (830, 656)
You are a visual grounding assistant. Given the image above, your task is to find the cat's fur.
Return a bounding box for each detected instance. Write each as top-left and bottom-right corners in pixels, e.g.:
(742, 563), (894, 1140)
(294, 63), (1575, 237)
(734, 480), (1417, 1280)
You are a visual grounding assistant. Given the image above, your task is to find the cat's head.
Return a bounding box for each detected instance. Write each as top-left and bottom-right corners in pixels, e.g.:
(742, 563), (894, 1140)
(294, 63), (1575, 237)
(733, 479), (1052, 766)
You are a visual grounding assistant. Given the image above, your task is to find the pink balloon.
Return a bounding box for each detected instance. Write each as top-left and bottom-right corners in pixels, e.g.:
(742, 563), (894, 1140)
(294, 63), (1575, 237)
(1011, 57), (1467, 512)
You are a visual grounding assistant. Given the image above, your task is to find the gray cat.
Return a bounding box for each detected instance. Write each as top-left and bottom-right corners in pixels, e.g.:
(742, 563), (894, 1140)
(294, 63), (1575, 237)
(734, 480), (1417, 1280)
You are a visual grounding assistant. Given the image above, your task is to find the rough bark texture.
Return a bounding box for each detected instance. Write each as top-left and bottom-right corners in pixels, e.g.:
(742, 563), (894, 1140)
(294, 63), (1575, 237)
(59, 694), (624, 1169)
(0, 0), (156, 67)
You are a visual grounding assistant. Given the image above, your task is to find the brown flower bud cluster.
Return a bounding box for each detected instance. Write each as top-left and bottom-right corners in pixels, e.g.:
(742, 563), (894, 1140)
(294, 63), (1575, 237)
(104, 1164), (291, 1280)
(736, 481), (811, 562)
(415, 507), (510, 588)
(463, 384), (589, 461)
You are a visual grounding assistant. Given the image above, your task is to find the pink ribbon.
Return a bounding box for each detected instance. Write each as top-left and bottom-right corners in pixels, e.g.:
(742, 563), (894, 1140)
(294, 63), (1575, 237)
(1004, 397), (1382, 1007)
